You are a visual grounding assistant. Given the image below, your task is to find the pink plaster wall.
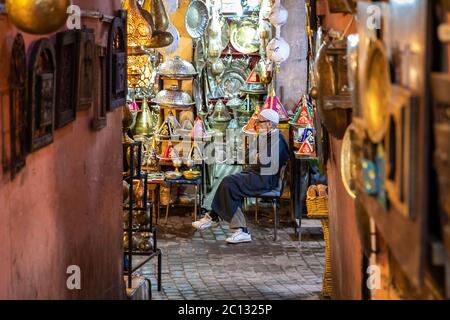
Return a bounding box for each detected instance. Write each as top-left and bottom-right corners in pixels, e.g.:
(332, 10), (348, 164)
(0, 0), (125, 299)
(327, 136), (362, 300)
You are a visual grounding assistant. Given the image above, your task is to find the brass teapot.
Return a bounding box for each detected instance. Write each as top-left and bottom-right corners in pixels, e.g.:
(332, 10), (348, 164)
(6, 0), (70, 35)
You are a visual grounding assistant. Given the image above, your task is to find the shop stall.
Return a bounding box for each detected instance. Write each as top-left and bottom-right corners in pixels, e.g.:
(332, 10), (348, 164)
(121, 0), (329, 295)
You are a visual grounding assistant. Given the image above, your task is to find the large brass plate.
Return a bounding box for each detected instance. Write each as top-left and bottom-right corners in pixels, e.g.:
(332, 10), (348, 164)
(230, 19), (259, 54)
(363, 40), (391, 143)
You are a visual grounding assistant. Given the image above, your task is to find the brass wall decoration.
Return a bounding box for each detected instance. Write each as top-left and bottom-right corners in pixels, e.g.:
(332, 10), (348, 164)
(92, 46), (108, 131)
(340, 123), (361, 199)
(9, 33), (28, 178)
(107, 11), (128, 111)
(78, 28), (96, 111)
(55, 30), (79, 129)
(363, 40), (391, 143)
(28, 38), (56, 152)
(314, 40), (352, 139)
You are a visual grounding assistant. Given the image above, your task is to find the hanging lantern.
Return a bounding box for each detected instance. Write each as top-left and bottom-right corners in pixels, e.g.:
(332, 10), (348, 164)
(5, 0), (71, 35)
(266, 37), (291, 65)
(243, 107), (260, 135)
(291, 95), (315, 127)
(269, 0), (288, 27)
(127, 53), (154, 90)
(262, 90), (289, 121)
(123, 0), (153, 54)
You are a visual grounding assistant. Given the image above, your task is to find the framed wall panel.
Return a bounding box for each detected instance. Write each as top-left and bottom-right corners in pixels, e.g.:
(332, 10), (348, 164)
(55, 30), (79, 128)
(9, 33), (28, 178)
(78, 28), (95, 111)
(107, 11), (127, 111)
(92, 45), (107, 131)
(28, 38), (56, 152)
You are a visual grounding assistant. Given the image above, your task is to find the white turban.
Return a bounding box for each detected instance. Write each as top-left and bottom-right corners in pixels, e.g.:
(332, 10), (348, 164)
(260, 109), (280, 125)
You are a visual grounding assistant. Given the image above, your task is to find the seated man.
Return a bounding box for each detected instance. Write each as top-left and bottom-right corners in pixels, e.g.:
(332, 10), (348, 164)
(192, 109), (290, 244)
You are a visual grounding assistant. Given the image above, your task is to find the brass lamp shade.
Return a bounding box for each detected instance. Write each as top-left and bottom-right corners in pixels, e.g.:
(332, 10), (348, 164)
(123, 0), (153, 53)
(148, 30), (174, 49)
(6, 0), (71, 35)
(363, 40), (391, 143)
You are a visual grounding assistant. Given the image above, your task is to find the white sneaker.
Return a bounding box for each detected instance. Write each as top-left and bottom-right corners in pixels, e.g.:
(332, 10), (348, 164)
(226, 229), (252, 244)
(192, 214), (219, 231)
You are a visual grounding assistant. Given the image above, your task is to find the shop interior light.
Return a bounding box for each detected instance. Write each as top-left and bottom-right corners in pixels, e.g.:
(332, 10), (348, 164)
(123, 0), (153, 54)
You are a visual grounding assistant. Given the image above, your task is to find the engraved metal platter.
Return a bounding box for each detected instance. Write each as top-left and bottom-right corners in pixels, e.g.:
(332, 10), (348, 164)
(230, 19), (259, 54)
(185, 0), (210, 39)
(219, 59), (250, 99)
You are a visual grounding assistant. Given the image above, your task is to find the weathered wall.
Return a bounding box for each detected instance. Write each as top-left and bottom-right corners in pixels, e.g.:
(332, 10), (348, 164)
(277, 0), (308, 111)
(320, 9), (363, 300)
(0, 0), (124, 299)
(327, 137), (362, 300)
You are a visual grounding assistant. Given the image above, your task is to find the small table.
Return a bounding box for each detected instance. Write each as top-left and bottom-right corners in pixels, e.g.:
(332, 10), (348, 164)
(163, 177), (203, 223)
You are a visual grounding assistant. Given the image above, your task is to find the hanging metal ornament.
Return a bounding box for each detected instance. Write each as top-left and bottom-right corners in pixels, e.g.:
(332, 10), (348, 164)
(266, 36), (291, 65)
(143, 0), (170, 32)
(142, 0), (174, 48)
(269, 0), (288, 27)
(5, 0), (71, 35)
(123, 0), (153, 53)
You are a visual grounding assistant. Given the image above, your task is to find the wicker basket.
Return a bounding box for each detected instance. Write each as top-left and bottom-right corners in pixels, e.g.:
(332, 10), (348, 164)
(322, 219), (333, 298)
(306, 196), (329, 218)
(306, 185), (329, 218)
(306, 185), (332, 297)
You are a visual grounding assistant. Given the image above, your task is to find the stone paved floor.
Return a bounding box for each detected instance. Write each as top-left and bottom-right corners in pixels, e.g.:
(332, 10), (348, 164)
(138, 209), (326, 300)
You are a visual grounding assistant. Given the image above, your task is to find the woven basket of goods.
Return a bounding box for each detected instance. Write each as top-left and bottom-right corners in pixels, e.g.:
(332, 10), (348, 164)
(306, 185), (329, 219)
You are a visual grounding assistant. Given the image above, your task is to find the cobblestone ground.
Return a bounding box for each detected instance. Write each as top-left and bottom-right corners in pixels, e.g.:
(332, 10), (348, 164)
(139, 208), (326, 300)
